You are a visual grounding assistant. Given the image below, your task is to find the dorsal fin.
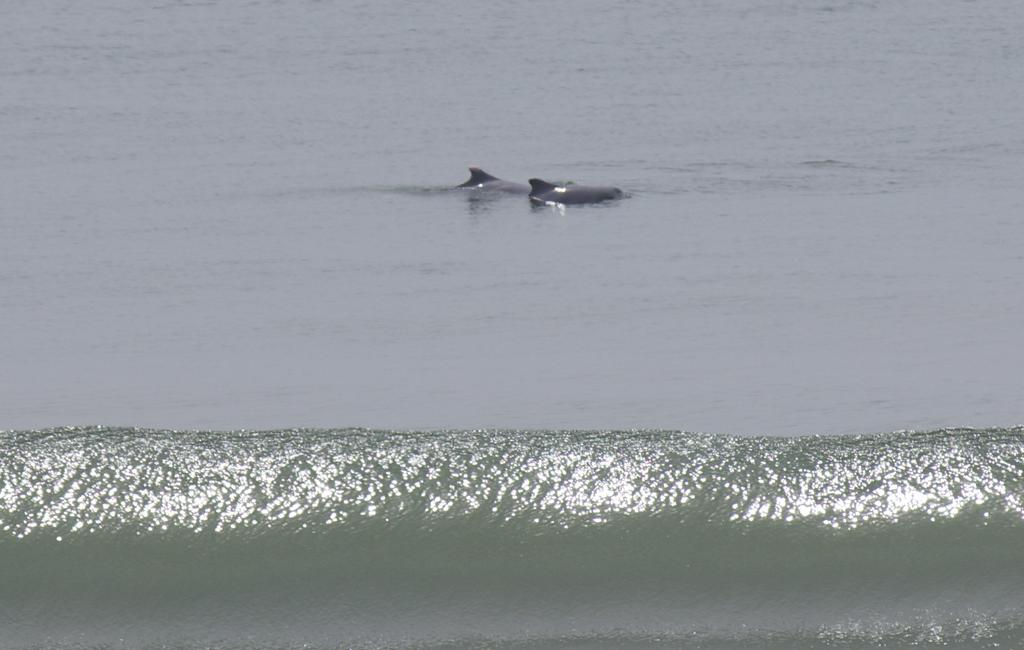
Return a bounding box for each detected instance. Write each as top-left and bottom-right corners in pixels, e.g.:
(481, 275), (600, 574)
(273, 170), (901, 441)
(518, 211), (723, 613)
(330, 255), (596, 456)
(457, 167), (500, 187)
(528, 178), (559, 195)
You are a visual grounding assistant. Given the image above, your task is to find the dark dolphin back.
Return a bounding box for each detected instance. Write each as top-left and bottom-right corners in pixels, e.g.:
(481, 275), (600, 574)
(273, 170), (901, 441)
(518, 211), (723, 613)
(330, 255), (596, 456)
(457, 167), (530, 194)
(457, 167), (501, 187)
(530, 177), (623, 205)
(528, 178), (560, 196)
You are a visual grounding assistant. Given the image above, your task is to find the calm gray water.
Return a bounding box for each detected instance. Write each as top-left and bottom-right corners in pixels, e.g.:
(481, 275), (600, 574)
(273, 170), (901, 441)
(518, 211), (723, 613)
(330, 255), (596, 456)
(3, 0), (1024, 434)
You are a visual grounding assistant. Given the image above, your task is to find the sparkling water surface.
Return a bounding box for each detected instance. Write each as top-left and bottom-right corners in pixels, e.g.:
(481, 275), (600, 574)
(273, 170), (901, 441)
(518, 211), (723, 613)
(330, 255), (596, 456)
(2, 427), (1023, 648)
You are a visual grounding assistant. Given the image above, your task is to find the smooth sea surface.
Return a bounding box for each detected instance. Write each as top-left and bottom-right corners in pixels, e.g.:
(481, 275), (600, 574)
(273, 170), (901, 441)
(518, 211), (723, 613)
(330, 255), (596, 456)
(4, 0), (1023, 434)
(3, 1), (1024, 648)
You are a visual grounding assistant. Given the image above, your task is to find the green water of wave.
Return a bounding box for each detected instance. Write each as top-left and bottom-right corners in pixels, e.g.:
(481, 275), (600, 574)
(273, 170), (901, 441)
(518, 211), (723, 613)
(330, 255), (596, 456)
(1, 427), (1022, 648)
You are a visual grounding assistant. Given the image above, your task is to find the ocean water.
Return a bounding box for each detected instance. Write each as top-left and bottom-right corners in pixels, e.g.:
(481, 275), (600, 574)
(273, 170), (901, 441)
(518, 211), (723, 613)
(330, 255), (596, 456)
(4, 0), (1024, 648)
(2, 426), (1023, 649)
(3, 0), (1024, 433)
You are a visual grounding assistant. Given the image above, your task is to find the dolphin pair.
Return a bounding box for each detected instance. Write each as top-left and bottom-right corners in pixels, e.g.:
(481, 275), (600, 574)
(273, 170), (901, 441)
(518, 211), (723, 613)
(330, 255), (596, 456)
(457, 167), (624, 205)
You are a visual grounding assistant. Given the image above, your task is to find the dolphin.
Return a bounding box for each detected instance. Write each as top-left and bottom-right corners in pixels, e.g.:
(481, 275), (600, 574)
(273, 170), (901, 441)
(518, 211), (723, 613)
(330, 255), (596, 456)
(456, 167), (529, 194)
(528, 178), (624, 205)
